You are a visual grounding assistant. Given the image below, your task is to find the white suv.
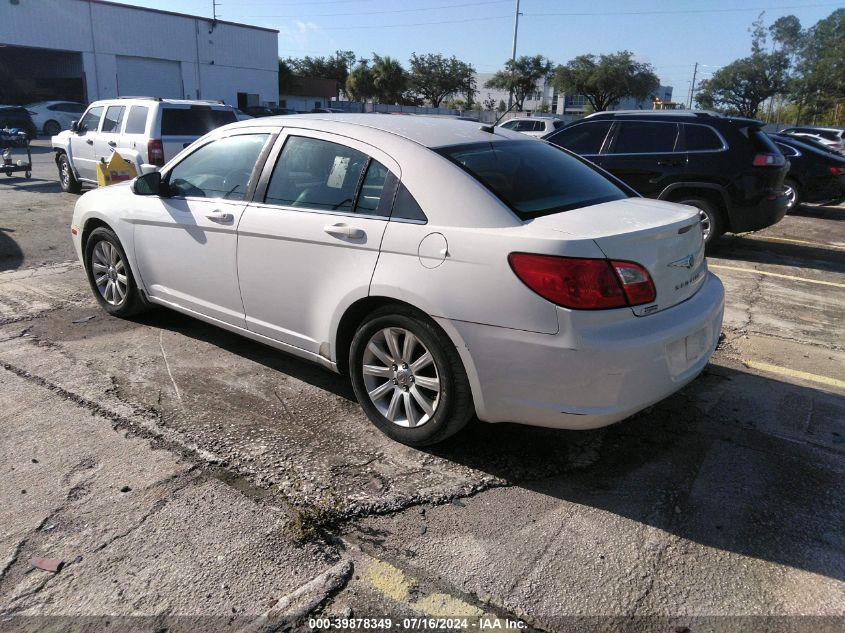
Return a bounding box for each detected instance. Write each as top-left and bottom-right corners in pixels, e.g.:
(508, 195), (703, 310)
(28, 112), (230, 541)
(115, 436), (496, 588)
(52, 97), (238, 193)
(496, 116), (564, 138)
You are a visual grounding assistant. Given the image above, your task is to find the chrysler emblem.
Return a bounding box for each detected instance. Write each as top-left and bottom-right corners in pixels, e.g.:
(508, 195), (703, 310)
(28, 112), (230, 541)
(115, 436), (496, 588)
(669, 254), (695, 269)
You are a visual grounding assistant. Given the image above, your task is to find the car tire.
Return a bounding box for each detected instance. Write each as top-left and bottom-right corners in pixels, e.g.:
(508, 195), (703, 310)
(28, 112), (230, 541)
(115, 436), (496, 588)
(43, 120), (62, 137)
(676, 197), (722, 248)
(784, 178), (801, 212)
(83, 227), (148, 318)
(349, 306), (474, 446)
(58, 153), (81, 194)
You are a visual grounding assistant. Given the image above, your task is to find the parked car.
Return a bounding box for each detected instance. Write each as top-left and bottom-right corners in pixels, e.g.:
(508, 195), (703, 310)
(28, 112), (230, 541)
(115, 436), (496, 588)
(310, 107), (344, 113)
(544, 111), (789, 246)
(242, 106), (296, 117)
(234, 109), (254, 121)
(779, 126), (844, 153)
(0, 105), (38, 139)
(52, 97), (238, 193)
(770, 133), (845, 210)
(25, 100), (87, 137)
(498, 116), (564, 138)
(70, 114), (724, 446)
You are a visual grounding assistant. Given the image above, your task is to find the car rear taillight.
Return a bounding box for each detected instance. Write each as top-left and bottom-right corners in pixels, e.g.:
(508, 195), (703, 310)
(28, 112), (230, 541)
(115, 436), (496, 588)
(830, 165), (845, 177)
(508, 253), (656, 310)
(752, 153), (786, 167)
(147, 139), (165, 166)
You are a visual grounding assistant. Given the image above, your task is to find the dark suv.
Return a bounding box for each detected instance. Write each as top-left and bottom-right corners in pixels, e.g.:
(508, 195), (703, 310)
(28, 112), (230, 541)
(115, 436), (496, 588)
(0, 105), (38, 139)
(543, 111), (789, 245)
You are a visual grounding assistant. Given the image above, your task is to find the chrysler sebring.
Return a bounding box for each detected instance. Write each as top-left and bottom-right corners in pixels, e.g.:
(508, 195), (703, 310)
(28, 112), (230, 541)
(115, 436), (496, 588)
(70, 114), (724, 446)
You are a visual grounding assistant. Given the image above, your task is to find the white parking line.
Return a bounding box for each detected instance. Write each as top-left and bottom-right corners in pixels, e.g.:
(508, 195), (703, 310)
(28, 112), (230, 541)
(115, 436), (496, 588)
(744, 360), (845, 391)
(709, 264), (845, 289)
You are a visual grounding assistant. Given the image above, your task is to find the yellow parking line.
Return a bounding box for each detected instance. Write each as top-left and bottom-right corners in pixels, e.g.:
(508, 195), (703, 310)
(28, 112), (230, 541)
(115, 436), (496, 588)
(744, 360), (845, 391)
(709, 264), (845, 289)
(745, 235), (845, 251)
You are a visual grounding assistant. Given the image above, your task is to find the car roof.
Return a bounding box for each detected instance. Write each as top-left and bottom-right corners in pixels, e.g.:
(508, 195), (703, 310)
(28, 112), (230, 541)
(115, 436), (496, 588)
(224, 113), (526, 148)
(585, 110), (763, 126)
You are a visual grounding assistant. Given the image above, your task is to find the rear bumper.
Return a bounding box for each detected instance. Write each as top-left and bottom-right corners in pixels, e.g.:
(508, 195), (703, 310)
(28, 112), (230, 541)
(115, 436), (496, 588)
(441, 273), (725, 430)
(728, 193), (788, 233)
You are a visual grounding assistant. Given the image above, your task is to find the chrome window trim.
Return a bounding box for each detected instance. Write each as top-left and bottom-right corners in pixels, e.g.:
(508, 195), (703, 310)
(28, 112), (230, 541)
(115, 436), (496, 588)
(244, 201), (389, 223)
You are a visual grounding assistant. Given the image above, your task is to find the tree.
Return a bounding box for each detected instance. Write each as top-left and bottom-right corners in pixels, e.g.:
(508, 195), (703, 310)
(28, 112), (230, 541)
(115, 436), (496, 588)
(485, 55), (553, 111)
(285, 50), (357, 99)
(552, 51), (659, 112)
(371, 55), (407, 104)
(278, 58), (294, 94)
(408, 53), (476, 107)
(695, 15), (789, 117)
(795, 9), (845, 113)
(345, 62), (375, 102)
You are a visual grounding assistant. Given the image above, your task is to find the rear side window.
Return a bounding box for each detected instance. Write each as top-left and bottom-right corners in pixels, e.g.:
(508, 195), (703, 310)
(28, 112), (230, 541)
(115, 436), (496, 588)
(101, 106), (125, 133)
(161, 108), (237, 136)
(392, 183), (427, 222)
(750, 128), (781, 154)
(684, 124), (724, 151)
(79, 106), (103, 132)
(437, 140), (629, 220)
(611, 121), (679, 154)
(125, 106), (149, 134)
(265, 136), (369, 212)
(547, 121), (611, 154)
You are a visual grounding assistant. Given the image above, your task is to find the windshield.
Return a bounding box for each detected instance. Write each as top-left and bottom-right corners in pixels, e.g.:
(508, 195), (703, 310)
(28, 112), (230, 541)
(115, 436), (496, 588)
(436, 140), (630, 220)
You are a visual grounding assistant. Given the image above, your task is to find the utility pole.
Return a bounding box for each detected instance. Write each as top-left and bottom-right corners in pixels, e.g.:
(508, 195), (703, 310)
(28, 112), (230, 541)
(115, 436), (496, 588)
(212, 0), (221, 21)
(688, 62), (698, 109)
(507, 0), (521, 110)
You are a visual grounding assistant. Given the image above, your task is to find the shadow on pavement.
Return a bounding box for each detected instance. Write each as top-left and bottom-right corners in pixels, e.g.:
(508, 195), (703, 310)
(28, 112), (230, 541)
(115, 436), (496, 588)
(789, 204), (845, 222)
(708, 234), (845, 274)
(0, 227), (23, 271)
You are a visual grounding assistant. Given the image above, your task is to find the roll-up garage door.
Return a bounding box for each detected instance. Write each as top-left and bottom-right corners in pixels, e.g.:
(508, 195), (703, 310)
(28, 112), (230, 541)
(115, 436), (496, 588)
(116, 56), (182, 99)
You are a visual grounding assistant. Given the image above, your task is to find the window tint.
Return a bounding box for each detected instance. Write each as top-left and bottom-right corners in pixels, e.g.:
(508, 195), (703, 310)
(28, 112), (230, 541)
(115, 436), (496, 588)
(392, 183), (427, 222)
(161, 107), (237, 136)
(79, 106), (103, 132)
(437, 140), (628, 220)
(553, 120), (564, 130)
(354, 160), (391, 216)
(548, 121), (611, 154)
(500, 121), (518, 130)
(684, 124), (724, 151)
(101, 106), (125, 133)
(166, 134), (269, 200)
(125, 106), (149, 134)
(612, 121), (679, 153)
(265, 136), (369, 212)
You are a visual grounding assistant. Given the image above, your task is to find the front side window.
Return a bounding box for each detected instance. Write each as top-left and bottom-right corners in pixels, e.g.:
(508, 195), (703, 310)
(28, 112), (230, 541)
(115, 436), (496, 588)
(125, 106), (149, 134)
(101, 106), (125, 133)
(166, 134), (269, 200)
(547, 121), (612, 154)
(355, 160), (392, 216)
(611, 121), (679, 154)
(437, 140), (629, 220)
(265, 136), (369, 212)
(79, 106), (104, 133)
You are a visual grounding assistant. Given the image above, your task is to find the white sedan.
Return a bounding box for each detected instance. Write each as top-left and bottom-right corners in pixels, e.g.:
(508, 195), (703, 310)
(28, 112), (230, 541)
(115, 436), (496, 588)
(25, 101), (87, 137)
(70, 114), (724, 446)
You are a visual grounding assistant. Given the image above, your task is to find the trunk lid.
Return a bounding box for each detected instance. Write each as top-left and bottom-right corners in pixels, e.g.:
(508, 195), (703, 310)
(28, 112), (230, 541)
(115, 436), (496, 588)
(530, 197), (706, 315)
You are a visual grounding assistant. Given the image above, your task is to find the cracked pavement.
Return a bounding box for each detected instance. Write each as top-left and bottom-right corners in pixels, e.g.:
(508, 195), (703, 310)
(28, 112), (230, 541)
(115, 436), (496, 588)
(0, 141), (843, 631)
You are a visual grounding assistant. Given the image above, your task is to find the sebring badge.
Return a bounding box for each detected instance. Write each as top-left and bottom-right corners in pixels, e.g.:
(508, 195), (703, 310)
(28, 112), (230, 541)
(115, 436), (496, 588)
(668, 254), (695, 270)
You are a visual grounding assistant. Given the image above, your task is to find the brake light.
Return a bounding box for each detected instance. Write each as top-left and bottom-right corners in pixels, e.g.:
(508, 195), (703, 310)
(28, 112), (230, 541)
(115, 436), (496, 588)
(753, 153), (786, 167)
(147, 139), (165, 166)
(830, 165), (845, 177)
(508, 253), (656, 310)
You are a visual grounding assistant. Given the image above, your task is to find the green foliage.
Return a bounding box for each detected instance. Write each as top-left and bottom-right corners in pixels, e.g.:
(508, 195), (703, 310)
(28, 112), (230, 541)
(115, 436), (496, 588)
(795, 9), (845, 114)
(345, 61), (375, 102)
(695, 53), (789, 117)
(371, 55), (407, 104)
(552, 51), (658, 113)
(278, 58), (294, 94)
(408, 53), (476, 107)
(485, 55), (553, 111)
(497, 100), (507, 112)
(284, 50), (357, 98)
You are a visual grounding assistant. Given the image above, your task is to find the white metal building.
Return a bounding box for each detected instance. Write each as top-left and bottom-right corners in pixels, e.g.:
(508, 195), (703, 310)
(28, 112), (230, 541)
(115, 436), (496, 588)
(0, 0), (279, 107)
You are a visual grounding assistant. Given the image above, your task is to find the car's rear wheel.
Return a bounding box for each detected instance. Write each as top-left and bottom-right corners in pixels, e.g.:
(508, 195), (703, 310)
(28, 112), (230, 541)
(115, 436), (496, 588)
(43, 120), (62, 137)
(676, 197), (722, 248)
(58, 153), (81, 194)
(83, 227), (147, 318)
(784, 179), (801, 212)
(349, 306), (474, 446)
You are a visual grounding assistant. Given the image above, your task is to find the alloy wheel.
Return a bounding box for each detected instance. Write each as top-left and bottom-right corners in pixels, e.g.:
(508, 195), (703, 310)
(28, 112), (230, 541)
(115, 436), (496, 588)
(784, 184), (798, 210)
(698, 209), (712, 242)
(361, 327), (441, 428)
(91, 240), (128, 306)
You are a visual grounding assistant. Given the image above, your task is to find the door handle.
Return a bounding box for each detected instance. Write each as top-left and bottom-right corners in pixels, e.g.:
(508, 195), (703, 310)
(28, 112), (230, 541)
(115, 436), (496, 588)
(324, 223), (365, 239)
(107, 141), (116, 147)
(85, 139), (94, 145)
(206, 210), (234, 223)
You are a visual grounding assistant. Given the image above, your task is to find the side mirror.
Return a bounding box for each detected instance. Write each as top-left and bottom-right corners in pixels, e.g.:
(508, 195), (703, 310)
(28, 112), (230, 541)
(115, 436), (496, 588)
(70, 121), (79, 133)
(132, 171), (165, 196)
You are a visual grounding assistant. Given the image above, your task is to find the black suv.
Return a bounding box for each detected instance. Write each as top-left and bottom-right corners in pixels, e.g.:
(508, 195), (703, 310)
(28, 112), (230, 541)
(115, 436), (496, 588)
(543, 111), (789, 245)
(0, 105), (37, 139)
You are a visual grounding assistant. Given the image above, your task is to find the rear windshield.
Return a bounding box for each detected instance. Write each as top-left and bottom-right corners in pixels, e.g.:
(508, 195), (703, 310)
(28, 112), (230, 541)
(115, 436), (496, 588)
(436, 140), (629, 220)
(161, 107), (237, 136)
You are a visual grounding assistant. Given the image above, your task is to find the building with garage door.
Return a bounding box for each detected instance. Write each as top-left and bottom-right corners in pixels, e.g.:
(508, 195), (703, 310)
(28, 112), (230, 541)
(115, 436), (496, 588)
(0, 0), (279, 108)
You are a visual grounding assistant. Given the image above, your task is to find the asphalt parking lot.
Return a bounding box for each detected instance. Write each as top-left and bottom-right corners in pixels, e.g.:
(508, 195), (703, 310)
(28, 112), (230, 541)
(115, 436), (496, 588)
(0, 140), (843, 631)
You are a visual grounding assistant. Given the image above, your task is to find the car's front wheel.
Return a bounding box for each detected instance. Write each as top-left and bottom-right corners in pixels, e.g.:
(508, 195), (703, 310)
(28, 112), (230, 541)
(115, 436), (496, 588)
(349, 306), (474, 446)
(58, 153), (81, 194)
(83, 227), (147, 317)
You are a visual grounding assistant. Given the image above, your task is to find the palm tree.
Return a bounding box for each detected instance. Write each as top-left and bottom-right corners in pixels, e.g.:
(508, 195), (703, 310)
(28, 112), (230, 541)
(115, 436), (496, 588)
(372, 55), (408, 104)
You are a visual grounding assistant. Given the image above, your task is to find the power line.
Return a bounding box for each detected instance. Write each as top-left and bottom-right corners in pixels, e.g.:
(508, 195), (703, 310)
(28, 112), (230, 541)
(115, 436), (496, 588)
(525, 2), (841, 18)
(243, 0), (509, 18)
(310, 14), (512, 31)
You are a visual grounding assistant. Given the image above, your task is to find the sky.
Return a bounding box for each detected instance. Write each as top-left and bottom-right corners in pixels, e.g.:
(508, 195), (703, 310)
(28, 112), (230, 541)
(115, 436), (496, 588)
(119, 0), (841, 100)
